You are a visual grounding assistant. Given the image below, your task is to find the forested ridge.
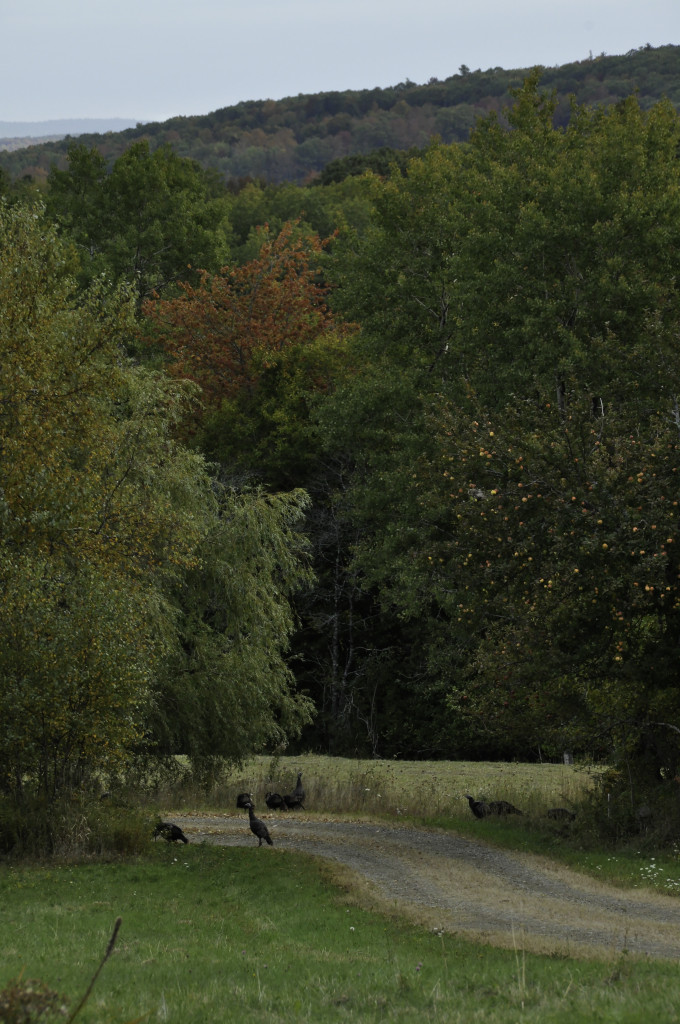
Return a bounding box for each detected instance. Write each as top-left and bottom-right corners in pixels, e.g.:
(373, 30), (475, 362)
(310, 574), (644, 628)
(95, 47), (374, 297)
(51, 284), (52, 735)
(3, 53), (680, 831)
(1, 43), (678, 184)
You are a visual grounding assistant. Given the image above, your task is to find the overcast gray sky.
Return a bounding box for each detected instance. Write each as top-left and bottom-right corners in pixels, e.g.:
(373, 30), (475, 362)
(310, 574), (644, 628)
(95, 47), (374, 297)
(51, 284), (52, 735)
(4, 0), (679, 123)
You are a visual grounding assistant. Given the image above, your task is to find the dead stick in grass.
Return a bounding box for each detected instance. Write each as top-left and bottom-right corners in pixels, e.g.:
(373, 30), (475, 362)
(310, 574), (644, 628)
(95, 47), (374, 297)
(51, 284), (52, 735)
(66, 917), (122, 1023)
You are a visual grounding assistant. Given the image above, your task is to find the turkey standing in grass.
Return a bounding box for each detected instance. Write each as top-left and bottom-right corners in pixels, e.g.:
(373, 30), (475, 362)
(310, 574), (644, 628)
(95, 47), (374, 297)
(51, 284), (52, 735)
(488, 799), (523, 816)
(265, 792), (287, 810)
(547, 807), (576, 822)
(246, 803), (273, 847)
(236, 792), (253, 809)
(464, 795), (491, 819)
(153, 821), (189, 844)
(284, 772), (305, 810)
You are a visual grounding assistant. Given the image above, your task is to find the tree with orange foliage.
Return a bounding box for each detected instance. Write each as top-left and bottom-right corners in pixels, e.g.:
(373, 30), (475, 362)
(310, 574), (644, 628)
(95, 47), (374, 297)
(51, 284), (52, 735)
(144, 222), (336, 413)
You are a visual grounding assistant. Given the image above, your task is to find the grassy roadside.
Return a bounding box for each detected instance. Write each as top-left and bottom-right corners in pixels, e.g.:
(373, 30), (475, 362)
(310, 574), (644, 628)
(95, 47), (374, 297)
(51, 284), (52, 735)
(2, 843), (680, 1024)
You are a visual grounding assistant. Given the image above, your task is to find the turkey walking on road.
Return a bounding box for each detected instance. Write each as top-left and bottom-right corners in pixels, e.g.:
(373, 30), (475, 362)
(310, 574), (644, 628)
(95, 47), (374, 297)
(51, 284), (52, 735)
(153, 821), (189, 844)
(246, 803), (274, 847)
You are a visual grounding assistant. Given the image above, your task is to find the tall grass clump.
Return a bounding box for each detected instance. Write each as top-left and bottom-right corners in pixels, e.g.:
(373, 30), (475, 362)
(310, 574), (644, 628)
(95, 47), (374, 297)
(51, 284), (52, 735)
(0, 976), (68, 1023)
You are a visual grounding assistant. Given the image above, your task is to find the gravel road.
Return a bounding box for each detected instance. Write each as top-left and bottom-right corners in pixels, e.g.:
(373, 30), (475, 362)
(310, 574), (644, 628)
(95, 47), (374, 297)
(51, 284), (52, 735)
(171, 811), (680, 960)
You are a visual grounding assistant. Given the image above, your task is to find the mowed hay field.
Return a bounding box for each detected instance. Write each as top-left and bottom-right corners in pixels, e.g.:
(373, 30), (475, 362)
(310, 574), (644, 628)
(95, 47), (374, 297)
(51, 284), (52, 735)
(160, 755), (596, 822)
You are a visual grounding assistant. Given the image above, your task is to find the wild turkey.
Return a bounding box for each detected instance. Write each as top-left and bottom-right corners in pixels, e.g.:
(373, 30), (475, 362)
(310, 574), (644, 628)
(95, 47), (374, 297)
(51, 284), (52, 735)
(153, 821), (189, 844)
(246, 803), (273, 847)
(488, 799), (523, 816)
(265, 792), (287, 811)
(284, 772), (305, 810)
(236, 792), (253, 809)
(547, 807), (576, 822)
(464, 794), (491, 819)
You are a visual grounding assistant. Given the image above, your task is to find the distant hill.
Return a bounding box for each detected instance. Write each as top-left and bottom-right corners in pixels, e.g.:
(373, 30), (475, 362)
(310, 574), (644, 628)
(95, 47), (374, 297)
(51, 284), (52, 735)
(1, 44), (678, 185)
(0, 119), (140, 153)
(0, 135), (66, 153)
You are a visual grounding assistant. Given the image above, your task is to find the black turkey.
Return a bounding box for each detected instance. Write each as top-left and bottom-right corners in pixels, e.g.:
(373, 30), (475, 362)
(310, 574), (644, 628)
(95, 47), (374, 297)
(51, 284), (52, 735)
(236, 792), (253, 809)
(246, 803), (273, 847)
(464, 794), (491, 819)
(153, 821), (189, 844)
(547, 807), (576, 821)
(488, 799), (523, 816)
(265, 792), (287, 810)
(284, 772), (305, 810)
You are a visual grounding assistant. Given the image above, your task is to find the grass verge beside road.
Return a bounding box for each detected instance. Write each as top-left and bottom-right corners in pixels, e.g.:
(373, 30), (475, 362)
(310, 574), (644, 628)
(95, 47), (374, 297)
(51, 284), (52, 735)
(2, 844), (680, 1024)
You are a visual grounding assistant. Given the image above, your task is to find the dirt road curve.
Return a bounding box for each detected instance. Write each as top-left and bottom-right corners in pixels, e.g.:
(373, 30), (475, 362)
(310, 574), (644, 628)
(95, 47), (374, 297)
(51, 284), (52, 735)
(172, 812), (680, 960)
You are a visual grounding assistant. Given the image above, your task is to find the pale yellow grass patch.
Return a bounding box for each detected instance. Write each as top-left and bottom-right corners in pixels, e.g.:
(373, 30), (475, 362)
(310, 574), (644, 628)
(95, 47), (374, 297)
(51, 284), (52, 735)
(220, 754), (596, 820)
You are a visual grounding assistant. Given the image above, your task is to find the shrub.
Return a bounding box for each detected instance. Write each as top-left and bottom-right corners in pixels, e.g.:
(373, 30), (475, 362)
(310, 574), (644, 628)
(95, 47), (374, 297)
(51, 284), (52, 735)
(0, 795), (149, 859)
(0, 977), (68, 1022)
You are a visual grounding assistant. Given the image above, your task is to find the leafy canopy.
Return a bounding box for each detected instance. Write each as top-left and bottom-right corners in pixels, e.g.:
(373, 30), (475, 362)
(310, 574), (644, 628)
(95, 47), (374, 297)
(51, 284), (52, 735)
(325, 80), (680, 773)
(47, 141), (231, 306)
(0, 203), (314, 798)
(144, 221), (336, 406)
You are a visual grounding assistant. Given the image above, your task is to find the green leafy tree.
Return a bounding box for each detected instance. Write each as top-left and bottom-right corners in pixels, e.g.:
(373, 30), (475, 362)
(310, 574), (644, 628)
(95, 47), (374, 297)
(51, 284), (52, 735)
(226, 176), (375, 263)
(0, 204), (313, 799)
(325, 80), (680, 774)
(149, 486), (314, 769)
(47, 141), (232, 306)
(0, 203), (211, 798)
(145, 222), (361, 754)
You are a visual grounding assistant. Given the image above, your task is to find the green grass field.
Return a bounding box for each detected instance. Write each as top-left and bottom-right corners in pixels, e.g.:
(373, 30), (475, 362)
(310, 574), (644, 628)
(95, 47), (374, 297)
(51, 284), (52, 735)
(2, 844), (680, 1024)
(3, 755), (679, 1023)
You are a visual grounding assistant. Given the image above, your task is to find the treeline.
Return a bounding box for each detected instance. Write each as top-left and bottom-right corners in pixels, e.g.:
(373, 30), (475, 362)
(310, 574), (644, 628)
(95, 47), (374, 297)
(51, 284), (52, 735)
(4, 71), (680, 811)
(1, 44), (678, 185)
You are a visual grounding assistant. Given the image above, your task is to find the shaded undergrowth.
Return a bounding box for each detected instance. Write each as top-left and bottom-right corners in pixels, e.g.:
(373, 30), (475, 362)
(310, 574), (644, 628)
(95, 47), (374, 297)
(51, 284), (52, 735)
(0, 794), (150, 860)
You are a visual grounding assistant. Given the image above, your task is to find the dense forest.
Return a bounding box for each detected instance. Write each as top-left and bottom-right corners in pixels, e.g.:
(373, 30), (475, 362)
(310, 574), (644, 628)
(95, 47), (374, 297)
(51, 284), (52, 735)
(3, 46), (680, 817)
(1, 44), (679, 184)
